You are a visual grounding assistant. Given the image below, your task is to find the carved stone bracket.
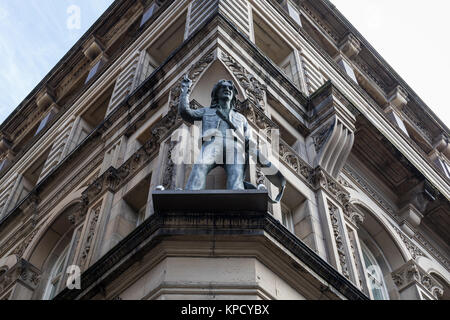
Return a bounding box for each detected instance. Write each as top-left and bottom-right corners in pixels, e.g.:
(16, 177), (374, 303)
(391, 260), (443, 300)
(308, 83), (356, 179)
(388, 85), (409, 110)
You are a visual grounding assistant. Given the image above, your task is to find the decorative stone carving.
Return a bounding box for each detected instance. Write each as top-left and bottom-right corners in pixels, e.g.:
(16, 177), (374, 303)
(0, 259), (41, 295)
(79, 204), (101, 270)
(162, 140), (177, 190)
(344, 165), (396, 216)
(328, 202), (350, 280)
(313, 122), (334, 153)
(315, 168), (350, 206)
(68, 198), (89, 226)
(392, 226), (425, 260)
(308, 83), (356, 179)
(220, 51), (266, 110)
(338, 176), (356, 191)
(391, 260), (443, 299)
(343, 202), (365, 226)
(280, 141), (314, 184)
(311, 117), (354, 178)
(12, 228), (41, 258)
(414, 233), (450, 272)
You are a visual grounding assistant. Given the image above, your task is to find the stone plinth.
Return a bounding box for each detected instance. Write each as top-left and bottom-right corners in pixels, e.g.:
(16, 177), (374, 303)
(152, 189), (268, 213)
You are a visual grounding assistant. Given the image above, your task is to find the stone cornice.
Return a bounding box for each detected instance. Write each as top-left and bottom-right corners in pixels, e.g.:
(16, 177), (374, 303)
(54, 210), (368, 300)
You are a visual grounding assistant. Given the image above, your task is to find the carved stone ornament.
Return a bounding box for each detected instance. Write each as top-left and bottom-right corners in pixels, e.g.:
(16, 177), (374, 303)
(392, 226), (425, 260)
(343, 202), (365, 226)
(162, 140), (177, 190)
(169, 52), (215, 110)
(220, 51), (266, 110)
(328, 202), (350, 280)
(391, 260), (443, 299)
(313, 122), (334, 153)
(0, 259), (41, 295)
(79, 204), (101, 270)
(315, 168), (350, 206)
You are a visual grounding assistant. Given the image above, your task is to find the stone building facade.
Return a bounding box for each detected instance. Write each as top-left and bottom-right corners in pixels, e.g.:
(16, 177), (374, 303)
(0, 0), (448, 300)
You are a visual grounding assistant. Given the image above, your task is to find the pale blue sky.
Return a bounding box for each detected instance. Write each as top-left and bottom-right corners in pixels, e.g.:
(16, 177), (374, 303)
(0, 0), (113, 124)
(0, 1), (448, 128)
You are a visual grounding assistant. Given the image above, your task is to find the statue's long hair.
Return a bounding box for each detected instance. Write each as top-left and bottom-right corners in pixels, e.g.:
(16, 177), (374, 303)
(210, 80), (238, 109)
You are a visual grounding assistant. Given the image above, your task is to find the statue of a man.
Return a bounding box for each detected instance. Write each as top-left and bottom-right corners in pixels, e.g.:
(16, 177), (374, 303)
(178, 75), (285, 202)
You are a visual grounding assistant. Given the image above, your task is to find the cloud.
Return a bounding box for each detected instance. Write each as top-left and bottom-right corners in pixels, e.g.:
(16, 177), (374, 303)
(0, 5), (8, 21)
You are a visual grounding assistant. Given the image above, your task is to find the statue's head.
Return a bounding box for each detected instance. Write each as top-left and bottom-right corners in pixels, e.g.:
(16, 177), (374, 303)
(211, 80), (238, 109)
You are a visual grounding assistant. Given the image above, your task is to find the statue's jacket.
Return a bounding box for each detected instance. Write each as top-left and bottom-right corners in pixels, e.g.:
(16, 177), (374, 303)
(179, 104), (250, 149)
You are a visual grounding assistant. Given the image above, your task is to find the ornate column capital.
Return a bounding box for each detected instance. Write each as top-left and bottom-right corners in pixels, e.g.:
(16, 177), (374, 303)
(391, 260), (443, 300)
(0, 258), (41, 299)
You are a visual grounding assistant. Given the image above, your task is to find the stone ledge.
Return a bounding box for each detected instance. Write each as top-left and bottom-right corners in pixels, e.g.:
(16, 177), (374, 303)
(55, 194), (368, 300)
(152, 190), (269, 213)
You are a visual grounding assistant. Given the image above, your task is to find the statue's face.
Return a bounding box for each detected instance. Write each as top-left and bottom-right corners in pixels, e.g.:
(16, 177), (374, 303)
(217, 82), (234, 102)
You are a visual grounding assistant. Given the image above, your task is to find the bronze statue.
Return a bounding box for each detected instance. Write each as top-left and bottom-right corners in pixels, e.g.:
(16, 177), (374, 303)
(178, 75), (285, 203)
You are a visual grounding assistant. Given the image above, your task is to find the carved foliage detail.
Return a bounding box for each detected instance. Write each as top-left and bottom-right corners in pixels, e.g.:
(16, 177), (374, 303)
(0, 260), (41, 294)
(220, 51), (266, 110)
(391, 260), (443, 299)
(328, 202), (350, 280)
(162, 140), (177, 190)
(169, 52), (215, 110)
(79, 204), (101, 270)
(393, 226), (425, 260)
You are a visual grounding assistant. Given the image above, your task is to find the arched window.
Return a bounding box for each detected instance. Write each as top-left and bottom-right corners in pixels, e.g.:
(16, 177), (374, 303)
(42, 244), (70, 300)
(360, 242), (390, 300)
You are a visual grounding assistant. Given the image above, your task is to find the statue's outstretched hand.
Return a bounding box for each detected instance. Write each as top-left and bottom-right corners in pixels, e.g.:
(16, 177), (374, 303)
(181, 75), (192, 94)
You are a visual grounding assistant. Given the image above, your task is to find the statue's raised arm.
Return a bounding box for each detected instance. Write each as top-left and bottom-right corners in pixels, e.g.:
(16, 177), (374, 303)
(178, 75), (204, 123)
